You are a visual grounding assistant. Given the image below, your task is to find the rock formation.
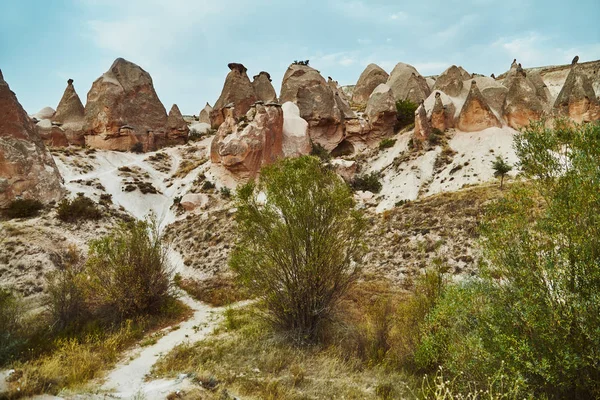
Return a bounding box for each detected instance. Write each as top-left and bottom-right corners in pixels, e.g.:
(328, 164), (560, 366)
(468, 76), (508, 114)
(433, 65), (465, 97)
(47, 79), (86, 146)
(167, 104), (189, 145)
(553, 64), (599, 123)
(199, 103), (213, 124)
(210, 102), (283, 177)
(0, 70), (63, 208)
(31, 107), (55, 121)
(430, 92), (455, 132)
(527, 71), (552, 106)
(282, 102), (311, 157)
(279, 63), (344, 151)
(386, 62), (431, 104)
(84, 58), (168, 152)
(351, 64), (389, 105)
(210, 63), (257, 128)
(413, 102), (431, 145)
(252, 71), (277, 103)
(456, 81), (501, 132)
(502, 70), (546, 129)
(329, 78), (356, 119)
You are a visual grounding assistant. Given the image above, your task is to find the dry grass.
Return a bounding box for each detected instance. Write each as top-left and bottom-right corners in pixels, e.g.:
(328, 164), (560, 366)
(175, 274), (251, 307)
(4, 298), (192, 399)
(173, 158), (208, 179)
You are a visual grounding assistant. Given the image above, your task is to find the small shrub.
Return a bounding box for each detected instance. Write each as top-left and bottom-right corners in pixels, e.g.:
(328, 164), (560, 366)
(0, 288), (26, 365)
(219, 187), (232, 199)
(310, 142), (331, 162)
(99, 193), (112, 205)
(56, 195), (102, 222)
(130, 142), (144, 153)
(427, 128), (444, 146)
(3, 199), (43, 219)
(379, 138), (396, 150)
(351, 172), (382, 193)
(202, 181), (216, 191)
(84, 218), (173, 322)
(396, 99), (418, 130)
(189, 128), (202, 141)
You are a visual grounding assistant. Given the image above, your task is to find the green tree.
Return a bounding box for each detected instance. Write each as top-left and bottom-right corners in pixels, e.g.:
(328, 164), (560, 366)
(230, 156), (366, 341)
(491, 155), (513, 189)
(395, 99), (418, 130)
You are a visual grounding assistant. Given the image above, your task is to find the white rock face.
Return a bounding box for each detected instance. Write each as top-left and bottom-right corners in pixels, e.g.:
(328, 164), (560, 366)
(281, 101), (311, 157)
(189, 122), (211, 134)
(36, 119), (53, 129)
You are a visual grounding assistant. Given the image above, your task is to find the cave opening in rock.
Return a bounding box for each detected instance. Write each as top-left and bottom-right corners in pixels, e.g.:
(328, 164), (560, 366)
(331, 139), (355, 157)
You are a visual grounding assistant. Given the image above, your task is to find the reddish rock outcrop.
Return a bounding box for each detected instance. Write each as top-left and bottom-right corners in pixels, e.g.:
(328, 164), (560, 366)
(167, 104), (189, 145)
(430, 92), (455, 131)
(210, 102), (283, 177)
(52, 79), (85, 146)
(279, 64), (344, 151)
(387, 62), (431, 104)
(210, 63), (257, 128)
(0, 70), (63, 208)
(502, 71), (546, 129)
(456, 81), (501, 132)
(553, 65), (600, 123)
(84, 58), (168, 152)
(433, 65), (465, 97)
(252, 71), (277, 103)
(352, 64), (389, 105)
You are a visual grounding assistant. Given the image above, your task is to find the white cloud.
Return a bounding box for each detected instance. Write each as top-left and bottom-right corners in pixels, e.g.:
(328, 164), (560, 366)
(434, 14), (477, 44)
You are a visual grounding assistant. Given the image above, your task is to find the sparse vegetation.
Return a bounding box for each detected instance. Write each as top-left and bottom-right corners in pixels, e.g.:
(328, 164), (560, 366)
(351, 171), (383, 193)
(3, 199), (44, 219)
(310, 141), (331, 162)
(56, 194), (102, 222)
(174, 274), (250, 307)
(130, 142), (144, 153)
(379, 137), (396, 150)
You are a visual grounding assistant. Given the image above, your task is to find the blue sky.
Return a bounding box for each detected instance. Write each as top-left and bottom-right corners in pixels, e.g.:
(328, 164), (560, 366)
(1, 0), (598, 115)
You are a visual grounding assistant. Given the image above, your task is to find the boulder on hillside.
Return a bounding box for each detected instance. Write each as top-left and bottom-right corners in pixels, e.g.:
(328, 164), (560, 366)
(553, 64), (600, 123)
(456, 80), (501, 132)
(210, 102), (283, 177)
(387, 62), (431, 104)
(351, 63), (389, 105)
(0, 70), (64, 208)
(252, 71), (278, 103)
(31, 106), (55, 121)
(167, 104), (189, 145)
(51, 79), (85, 146)
(279, 64), (344, 151)
(282, 102), (311, 157)
(84, 58), (168, 152)
(433, 65), (465, 97)
(502, 71), (546, 129)
(199, 103), (213, 124)
(210, 63), (257, 128)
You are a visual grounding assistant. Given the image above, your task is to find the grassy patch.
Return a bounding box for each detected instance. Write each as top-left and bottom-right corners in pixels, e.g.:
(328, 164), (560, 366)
(173, 158), (208, 179)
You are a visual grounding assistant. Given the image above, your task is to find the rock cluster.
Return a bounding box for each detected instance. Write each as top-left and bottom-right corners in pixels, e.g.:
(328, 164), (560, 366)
(210, 63), (257, 128)
(0, 70), (64, 208)
(84, 58), (169, 152)
(210, 102), (284, 177)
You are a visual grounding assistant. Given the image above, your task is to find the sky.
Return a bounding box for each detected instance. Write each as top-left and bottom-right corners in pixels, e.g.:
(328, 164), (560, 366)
(1, 0), (599, 115)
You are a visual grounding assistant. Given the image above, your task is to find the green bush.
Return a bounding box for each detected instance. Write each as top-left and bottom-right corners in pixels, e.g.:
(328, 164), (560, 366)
(83, 218), (173, 323)
(219, 186), (232, 199)
(417, 120), (600, 398)
(427, 128), (444, 146)
(3, 199), (43, 219)
(395, 99), (418, 130)
(230, 156), (366, 341)
(56, 195), (102, 222)
(0, 288), (27, 365)
(351, 172), (382, 193)
(310, 142), (331, 162)
(379, 138), (396, 150)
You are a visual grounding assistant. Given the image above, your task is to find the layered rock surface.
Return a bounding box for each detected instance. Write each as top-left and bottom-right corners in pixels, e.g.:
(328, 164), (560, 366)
(84, 58), (168, 152)
(41, 79), (86, 146)
(553, 64), (600, 123)
(0, 70), (63, 207)
(502, 71), (546, 129)
(252, 72), (277, 103)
